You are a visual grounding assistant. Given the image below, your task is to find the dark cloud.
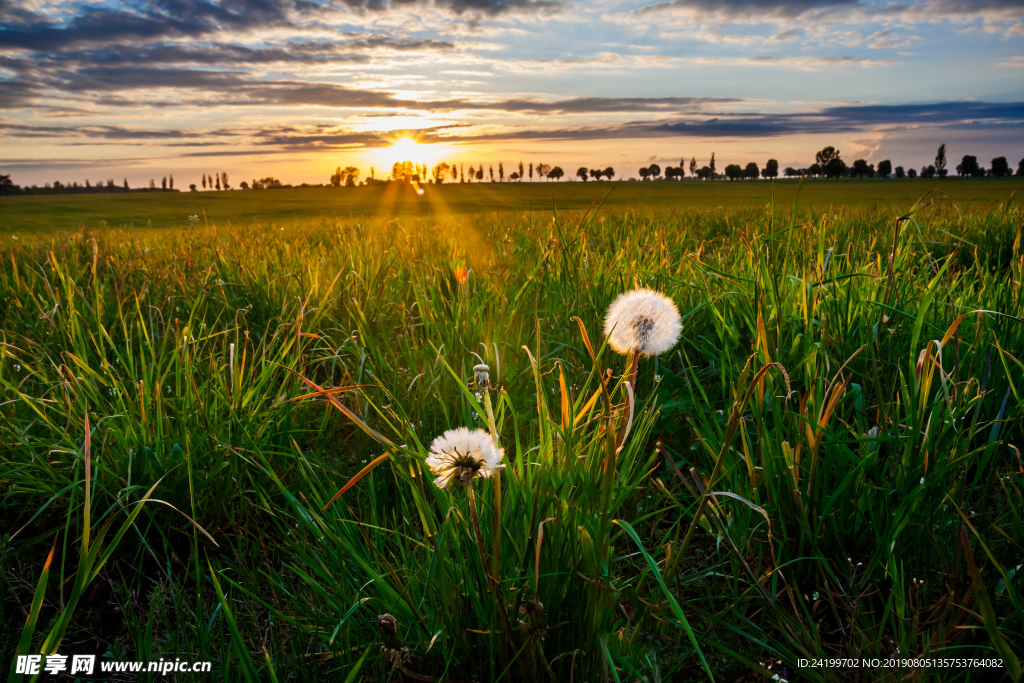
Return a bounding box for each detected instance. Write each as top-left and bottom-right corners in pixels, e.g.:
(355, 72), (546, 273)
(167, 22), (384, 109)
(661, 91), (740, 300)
(634, 0), (860, 18)
(0, 0), (554, 55)
(0, 0), (293, 52)
(6, 100), (1018, 151)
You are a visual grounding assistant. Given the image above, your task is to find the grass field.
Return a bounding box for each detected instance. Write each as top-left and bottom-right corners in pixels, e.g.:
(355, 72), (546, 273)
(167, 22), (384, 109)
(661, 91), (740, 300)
(1, 182), (1022, 682)
(4, 177), (1024, 233)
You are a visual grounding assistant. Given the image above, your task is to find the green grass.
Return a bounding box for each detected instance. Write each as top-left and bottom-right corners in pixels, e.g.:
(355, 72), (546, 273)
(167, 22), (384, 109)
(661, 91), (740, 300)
(3, 177), (1023, 233)
(1, 185), (1022, 682)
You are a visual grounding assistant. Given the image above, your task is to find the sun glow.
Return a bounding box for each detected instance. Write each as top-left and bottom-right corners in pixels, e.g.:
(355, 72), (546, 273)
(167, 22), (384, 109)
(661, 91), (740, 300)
(390, 137), (428, 164)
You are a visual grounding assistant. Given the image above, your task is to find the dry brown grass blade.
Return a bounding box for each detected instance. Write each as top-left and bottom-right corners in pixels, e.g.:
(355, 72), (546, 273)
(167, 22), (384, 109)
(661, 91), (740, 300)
(272, 362), (390, 446)
(320, 452), (390, 513)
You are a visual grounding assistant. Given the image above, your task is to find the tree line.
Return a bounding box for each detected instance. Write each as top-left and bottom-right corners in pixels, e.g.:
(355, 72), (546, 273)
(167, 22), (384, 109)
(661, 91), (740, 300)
(639, 146), (1024, 181)
(324, 161), (579, 186)
(0, 175), (180, 196)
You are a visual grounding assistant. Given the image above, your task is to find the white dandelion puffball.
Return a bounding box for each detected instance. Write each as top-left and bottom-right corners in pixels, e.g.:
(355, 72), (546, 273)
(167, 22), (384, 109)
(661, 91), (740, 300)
(603, 288), (682, 357)
(426, 427), (504, 489)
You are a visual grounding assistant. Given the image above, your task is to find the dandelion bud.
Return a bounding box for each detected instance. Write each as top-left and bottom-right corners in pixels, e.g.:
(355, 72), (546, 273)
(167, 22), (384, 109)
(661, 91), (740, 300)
(473, 364), (490, 390)
(376, 613), (397, 635)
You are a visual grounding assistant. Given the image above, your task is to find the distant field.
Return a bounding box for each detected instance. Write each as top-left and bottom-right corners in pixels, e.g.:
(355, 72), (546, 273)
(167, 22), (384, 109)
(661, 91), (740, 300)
(3, 177), (1023, 233)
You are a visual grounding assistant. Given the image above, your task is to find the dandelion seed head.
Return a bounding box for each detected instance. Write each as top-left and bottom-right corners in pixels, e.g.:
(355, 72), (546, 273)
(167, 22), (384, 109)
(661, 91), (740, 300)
(603, 288), (681, 357)
(426, 427), (503, 489)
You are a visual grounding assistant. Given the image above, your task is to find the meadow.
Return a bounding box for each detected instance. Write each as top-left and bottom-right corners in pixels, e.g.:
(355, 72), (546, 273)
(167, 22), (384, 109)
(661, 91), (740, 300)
(1, 181), (1023, 682)
(4, 177), (1024, 234)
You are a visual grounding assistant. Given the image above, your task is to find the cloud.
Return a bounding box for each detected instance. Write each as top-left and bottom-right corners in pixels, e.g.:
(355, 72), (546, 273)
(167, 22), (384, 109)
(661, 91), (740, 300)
(0, 0), (559, 56)
(768, 28), (800, 41)
(632, 0), (860, 21)
(7, 99), (1017, 151)
(864, 29), (923, 49)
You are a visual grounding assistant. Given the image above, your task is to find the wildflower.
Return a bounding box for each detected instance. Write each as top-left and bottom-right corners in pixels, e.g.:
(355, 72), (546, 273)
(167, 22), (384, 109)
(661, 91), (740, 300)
(453, 266), (469, 284)
(425, 427), (503, 489)
(603, 288), (682, 357)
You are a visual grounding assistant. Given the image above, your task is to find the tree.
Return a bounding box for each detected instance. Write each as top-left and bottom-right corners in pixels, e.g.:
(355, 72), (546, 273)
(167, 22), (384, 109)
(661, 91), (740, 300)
(475, 168), (483, 181)
(221, 172), (229, 190)
(169, 174), (174, 190)
(603, 167), (614, 180)
(648, 163), (661, 180)
(189, 183), (197, 191)
(743, 162), (759, 179)
(935, 144), (947, 178)
(467, 164), (474, 182)
(123, 178), (129, 190)
(955, 155), (978, 177)
(921, 165), (936, 178)
(808, 163), (822, 177)
(696, 166), (712, 180)
(202, 173), (207, 189)
(489, 165), (494, 182)
(215, 175), (221, 190)
(432, 162), (450, 183)
(764, 159), (778, 179)
(784, 167), (798, 177)
(518, 161), (524, 182)
(577, 167), (589, 181)
(529, 163), (534, 181)
(498, 162), (504, 182)
(510, 172), (519, 180)
(330, 167), (343, 187)
(639, 167), (651, 181)
(536, 163), (551, 179)
(689, 157), (697, 179)
(851, 159), (873, 179)
(816, 146), (846, 179)
(239, 181), (249, 190)
(665, 167), (677, 180)
(460, 164), (465, 182)
(451, 165), (458, 183)
(907, 168), (917, 178)
(895, 166), (904, 178)
(162, 176), (167, 190)
(990, 157), (1010, 177)
(0, 174), (15, 195)
(1018, 158), (1024, 177)
(876, 160), (892, 178)
(724, 164), (742, 181)
(149, 178), (156, 189)
(548, 166), (564, 181)
(709, 153), (716, 178)
(677, 159), (686, 179)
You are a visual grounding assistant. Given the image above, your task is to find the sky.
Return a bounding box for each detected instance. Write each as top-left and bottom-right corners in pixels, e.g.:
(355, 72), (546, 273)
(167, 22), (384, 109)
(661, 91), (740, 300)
(1, 0), (1023, 187)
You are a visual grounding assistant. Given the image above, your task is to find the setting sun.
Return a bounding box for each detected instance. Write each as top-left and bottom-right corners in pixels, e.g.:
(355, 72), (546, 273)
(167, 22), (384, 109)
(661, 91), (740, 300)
(389, 137), (428, 164)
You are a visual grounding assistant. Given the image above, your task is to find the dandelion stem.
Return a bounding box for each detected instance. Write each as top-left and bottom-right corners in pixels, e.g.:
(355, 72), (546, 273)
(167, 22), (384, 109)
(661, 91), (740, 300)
(628, 350), (639, 389)
(483, 390), (502, 579)
(466, 482), (489, 572)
